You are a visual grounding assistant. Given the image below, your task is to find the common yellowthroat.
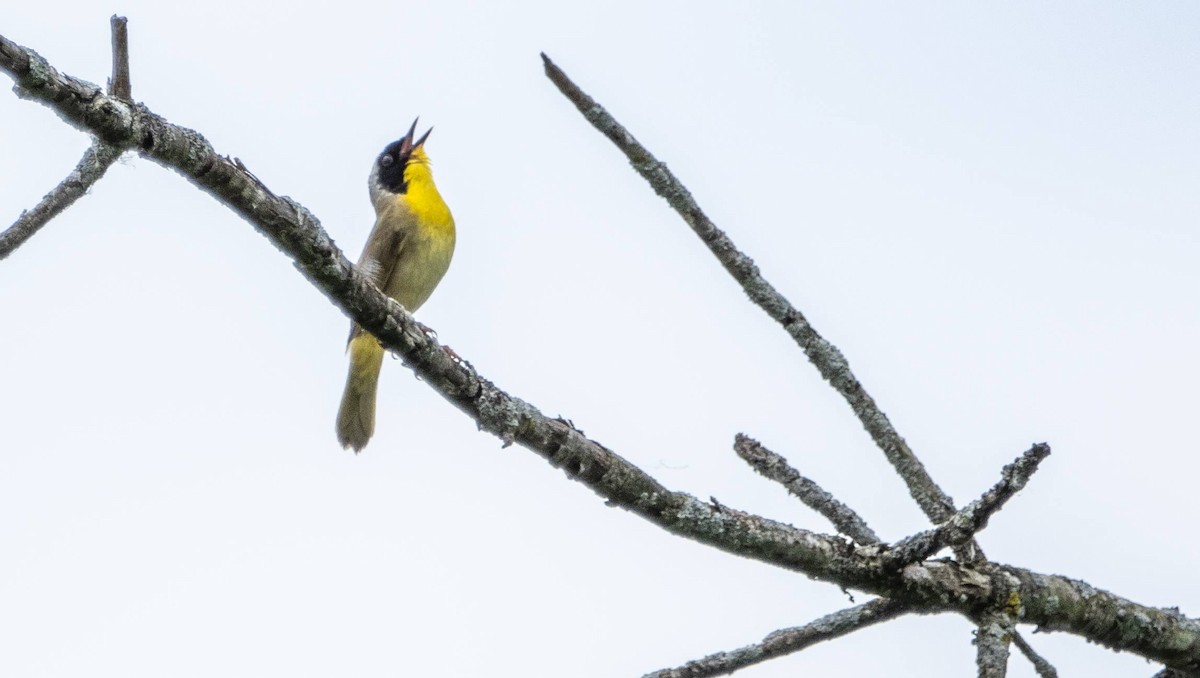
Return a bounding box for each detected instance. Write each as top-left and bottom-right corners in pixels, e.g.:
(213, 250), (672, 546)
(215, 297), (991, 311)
(336, 120), (456, 452)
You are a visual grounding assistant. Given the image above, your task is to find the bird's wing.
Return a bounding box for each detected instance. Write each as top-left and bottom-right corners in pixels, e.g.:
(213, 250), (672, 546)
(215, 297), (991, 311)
(347, 210), (414, 345)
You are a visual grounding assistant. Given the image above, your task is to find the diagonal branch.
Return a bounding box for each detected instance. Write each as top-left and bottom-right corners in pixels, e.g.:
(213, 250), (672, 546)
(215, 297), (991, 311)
(0, 140), (122, 260)
(4, 33), (1200, 674)
(539, 53), (981, 561)
(642, 598), (910, 678)
(1012, 632), (1058, 678)
(735, 433), (880, 545)
(883, 444), (1049, 569)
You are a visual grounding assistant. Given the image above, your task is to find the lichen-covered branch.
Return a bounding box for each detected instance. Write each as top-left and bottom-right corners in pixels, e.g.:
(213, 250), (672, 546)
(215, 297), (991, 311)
(735, 433), (880, 545)
(0, 139), (122, 259)
(642, 598), (910, 678)
(976, 612), (1013, 678)
(3, 32), (1200, 675)
(539, 52), (981, 562)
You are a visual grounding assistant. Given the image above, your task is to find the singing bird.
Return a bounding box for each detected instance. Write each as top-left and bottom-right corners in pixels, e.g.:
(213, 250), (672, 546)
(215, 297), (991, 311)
(336, 120), (456, 452)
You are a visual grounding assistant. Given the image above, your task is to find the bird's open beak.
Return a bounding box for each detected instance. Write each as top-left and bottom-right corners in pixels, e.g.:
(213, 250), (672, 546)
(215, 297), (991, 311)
(398, 118), (433, 155)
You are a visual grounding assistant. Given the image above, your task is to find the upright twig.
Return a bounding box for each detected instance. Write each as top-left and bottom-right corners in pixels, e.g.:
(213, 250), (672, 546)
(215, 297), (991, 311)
(642, 598), (910, 678)
(108, 15), (130, 99)
(540, 53), (982, 562)
(735, 434), (880, 545)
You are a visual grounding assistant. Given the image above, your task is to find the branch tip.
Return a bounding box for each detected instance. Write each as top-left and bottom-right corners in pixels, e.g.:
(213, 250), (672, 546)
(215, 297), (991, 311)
(734, 433), (880, 545)
(109, 15), (131, 99)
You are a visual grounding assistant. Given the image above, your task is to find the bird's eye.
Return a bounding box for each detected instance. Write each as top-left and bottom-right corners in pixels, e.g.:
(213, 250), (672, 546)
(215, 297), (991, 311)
(380, 155), (394, 167)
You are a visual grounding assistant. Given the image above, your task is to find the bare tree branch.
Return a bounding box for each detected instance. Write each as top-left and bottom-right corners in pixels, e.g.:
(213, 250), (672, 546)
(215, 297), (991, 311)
(0, 140), (122, 260)
(108, 15), (130, 99)
(883, 444), (1049, 569)
(976, 613), (1013, 678)
(539, 52), (984, 563)
(4, 32), (1200, 675)
(642, 598), (910, 678)
(1011, 632), (1057, 678)
(0, 16), (133, 260)
(734, 433), (880, 545)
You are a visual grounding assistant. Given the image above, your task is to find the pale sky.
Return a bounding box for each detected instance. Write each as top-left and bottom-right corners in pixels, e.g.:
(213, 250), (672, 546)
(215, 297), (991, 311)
(2, 3), (1199, 677)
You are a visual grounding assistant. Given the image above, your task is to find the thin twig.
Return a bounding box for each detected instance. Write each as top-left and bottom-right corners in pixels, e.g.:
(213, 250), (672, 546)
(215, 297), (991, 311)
(642, 598), (909, 678)
(1011, 631), (1058, 678)
(539, 52), (983, 563)
(734, 433), (880, 545)
(883, 444), (1049, 569)
(976, 613), (1013, 678)
(108, 15), (130, 99)
(0, 140), (122, 260)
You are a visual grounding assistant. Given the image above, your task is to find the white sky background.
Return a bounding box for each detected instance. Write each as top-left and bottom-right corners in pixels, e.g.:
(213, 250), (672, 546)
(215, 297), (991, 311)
(2, 2), (1198, 676)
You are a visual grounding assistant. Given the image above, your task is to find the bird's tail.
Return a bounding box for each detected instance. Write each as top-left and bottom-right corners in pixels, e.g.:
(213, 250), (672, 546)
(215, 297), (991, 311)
(336, 333), (386, 452)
